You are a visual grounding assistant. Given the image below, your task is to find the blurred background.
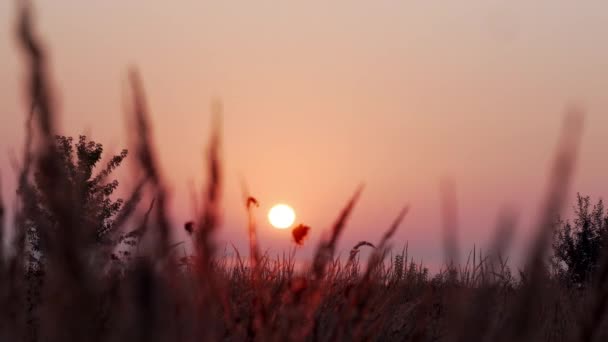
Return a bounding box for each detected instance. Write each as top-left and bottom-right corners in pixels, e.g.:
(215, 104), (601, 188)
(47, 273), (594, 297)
(1, 0), (607, 270)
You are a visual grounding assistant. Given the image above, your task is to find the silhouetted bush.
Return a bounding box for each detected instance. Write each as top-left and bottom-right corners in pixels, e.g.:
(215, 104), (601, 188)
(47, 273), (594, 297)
(552, 194), (608, 285)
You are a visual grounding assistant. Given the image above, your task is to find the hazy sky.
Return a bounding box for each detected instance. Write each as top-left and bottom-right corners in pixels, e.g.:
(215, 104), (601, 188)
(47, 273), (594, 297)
(1, 1), (608, 269)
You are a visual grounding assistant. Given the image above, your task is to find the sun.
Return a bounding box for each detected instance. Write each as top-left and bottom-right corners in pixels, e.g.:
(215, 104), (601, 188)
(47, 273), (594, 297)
(268, 204), (296, 229)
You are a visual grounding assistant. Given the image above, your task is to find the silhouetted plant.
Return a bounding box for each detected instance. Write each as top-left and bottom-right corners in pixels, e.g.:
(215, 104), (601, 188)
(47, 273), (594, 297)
(552, 193), (608, 285)
(20, 134), (128, 292)
(14, 134), (128, 340)
(21, 135), (127, 251)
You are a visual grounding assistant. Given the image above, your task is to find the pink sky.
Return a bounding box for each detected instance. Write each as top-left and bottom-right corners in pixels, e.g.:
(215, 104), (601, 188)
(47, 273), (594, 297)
(1, 1), (608, 269)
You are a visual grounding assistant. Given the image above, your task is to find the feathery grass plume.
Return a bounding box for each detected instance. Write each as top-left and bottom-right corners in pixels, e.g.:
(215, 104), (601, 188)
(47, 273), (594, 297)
(440, 180), (460, 272)
(285, 186), (363, 340)
(485, 210), (517, 286)
(348, 241), (376, 264)
(347, 206), (409, 340)
(499, 109), (584, 342)
(241, 182), (260, 269)
(127, 70), (171, 259)
(312, 184), (364, 279)
(292, 224), (311, 246)
(16, 3), (104, 341)
(439, 181), (479, 342)
(378, 206), (410, 249)
(17, 1), (55, 142)
(194, 100), (222, 264)
(361, 206), (410, 279)
(16, 1), (61, 255)
(190, 100), (235, 339)
(240, 187), (267, 339)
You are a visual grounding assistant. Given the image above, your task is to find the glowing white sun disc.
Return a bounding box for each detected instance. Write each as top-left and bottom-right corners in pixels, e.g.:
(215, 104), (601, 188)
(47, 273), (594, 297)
(268, 204), (296, 229)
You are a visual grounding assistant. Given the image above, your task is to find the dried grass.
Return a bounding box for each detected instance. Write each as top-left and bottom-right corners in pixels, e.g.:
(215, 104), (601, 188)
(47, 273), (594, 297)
(0, 3), (606, 342)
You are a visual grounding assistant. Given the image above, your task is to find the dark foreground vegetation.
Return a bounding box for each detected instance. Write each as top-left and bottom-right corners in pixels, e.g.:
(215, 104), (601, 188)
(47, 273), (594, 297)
(1, 4), (608, 341)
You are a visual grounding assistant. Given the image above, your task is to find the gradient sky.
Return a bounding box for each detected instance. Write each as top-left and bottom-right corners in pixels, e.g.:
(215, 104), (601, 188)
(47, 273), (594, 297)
(1, 1), (608, 269)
